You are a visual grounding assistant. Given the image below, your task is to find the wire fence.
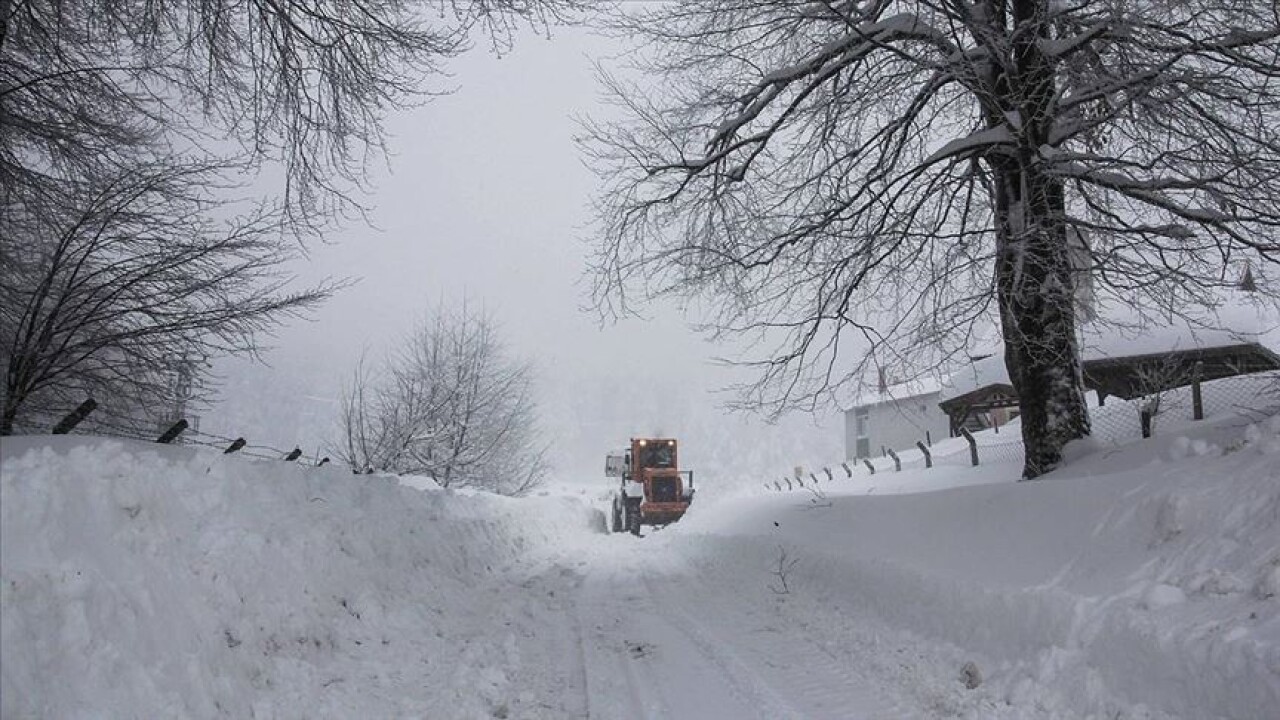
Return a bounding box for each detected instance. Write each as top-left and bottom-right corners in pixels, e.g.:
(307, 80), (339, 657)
(9, 401), (333, 468)
(1089, 370), (1280, 445)
(763, 370), (1280, 495)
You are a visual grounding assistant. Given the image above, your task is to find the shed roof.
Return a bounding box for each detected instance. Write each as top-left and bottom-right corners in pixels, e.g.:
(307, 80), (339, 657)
(848, 378), (942, 410)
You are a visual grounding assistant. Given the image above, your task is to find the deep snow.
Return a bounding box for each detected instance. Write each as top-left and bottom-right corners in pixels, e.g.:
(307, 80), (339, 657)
(2, 396), (1278, 718)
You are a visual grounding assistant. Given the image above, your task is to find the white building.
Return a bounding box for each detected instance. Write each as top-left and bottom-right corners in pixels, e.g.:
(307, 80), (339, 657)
(844, 379), (951, 460)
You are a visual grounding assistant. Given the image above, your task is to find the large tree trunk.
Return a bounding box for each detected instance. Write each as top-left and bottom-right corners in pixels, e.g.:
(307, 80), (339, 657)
(0, 401), (16, 436)
(994, 169), (1091, 478)
(989, 0), (1091, 479)
(2, 367), (25, 436)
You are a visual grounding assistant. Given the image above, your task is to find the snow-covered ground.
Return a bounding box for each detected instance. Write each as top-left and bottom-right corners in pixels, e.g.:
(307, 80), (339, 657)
(3, 394), (1278, 718)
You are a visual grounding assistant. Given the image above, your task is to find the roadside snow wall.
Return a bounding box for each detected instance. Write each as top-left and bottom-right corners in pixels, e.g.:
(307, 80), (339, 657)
(1, 436), (601, 718)
(675, 413), (1280, 720)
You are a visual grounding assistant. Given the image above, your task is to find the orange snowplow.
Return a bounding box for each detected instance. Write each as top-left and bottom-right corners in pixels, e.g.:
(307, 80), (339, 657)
(607, 438), (694, 535)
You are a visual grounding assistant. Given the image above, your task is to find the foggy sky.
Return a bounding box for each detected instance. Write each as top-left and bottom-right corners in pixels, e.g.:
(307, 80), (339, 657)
(206, 23), (843, 484)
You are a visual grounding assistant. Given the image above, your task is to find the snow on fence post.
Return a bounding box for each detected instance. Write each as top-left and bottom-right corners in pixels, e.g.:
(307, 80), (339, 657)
(284, 448), (302, 461)
(841, 462), (852, 478)
(959, 428), (979, 466)
(886, 448), (901, 472)
(223, 437), (246, 454)
(917, 440), (932, 468)
(156, 419), (188, 444)
(1192, 361), (1204, 421)
(823, 467), (833, 482)
(862, 459), (875, 474)
(51, 399), (97, 434)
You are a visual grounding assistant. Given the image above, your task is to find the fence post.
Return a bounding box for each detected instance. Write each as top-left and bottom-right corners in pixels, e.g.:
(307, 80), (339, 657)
(785, 478), (793, 490)
(284, 448), (302, 461)
(797, 474), (806, 488)
(156, 419), (188, 444)
(917, 440), (932, 468)
(926, 430), (932, 447)
(809, 472), (819, 485)
(1191, 361), (1204, 421)
(317, 457), (330, 467)
(862, 459), (875, 475)
(823, 467), (833, 482)
(959, 427), (978, 466)
(841, 462), (852, 478)
(886, 448), (901, 472)
(1140, 408), (1153, 438)
(224, 437), (246, 454)
(774, 481), (782, 491)
(52, 399), (97, 434)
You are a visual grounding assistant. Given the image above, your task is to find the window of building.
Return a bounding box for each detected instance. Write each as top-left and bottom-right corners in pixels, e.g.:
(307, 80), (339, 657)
(854, 407), (870, 458)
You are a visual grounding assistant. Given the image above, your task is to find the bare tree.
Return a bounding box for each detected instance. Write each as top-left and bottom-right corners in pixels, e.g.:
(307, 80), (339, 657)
(338, 303), (547, 496)
(0, 160), (336, 435)
(583, 0), (1280, 478)
(0, 0), (574, 435)
(0, 0), (578, 229)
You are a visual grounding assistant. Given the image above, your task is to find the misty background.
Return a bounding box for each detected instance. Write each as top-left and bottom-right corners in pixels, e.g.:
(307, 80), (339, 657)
(202, 24), (844, 488)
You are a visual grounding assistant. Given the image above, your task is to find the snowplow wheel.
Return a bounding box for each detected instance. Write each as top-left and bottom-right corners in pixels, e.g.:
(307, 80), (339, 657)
(626, 498), (641, 536)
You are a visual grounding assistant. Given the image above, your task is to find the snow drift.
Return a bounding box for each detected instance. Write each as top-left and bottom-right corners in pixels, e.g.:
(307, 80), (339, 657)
(3, 395), (1278, 719)
(1, 437), (602, 718)
(672, 410), (1280, 719)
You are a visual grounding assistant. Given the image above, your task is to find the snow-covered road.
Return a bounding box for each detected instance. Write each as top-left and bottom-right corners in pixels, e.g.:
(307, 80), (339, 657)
(4, 420), (1279, 719)
(436, 534), (900, 720)
(567, 540), (895, 720)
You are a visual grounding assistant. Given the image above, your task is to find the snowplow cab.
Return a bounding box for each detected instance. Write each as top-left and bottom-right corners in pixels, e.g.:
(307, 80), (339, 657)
(608, 438), (694, 535)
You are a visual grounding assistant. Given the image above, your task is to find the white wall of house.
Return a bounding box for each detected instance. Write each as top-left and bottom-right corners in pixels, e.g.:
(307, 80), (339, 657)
(844, 390), (951, 460)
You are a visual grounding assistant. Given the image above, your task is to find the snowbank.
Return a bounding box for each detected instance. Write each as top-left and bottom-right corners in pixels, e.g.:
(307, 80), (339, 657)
(1, 437), (602, 718)
(670, 411), (1280, 719)
(5, 389), (1279, 719)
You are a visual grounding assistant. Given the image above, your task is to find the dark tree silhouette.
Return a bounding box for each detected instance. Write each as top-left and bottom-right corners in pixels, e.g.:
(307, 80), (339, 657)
(583, 0), (1280, 478)
(0, 161), (336, 435)
(0, 0), (576, 226)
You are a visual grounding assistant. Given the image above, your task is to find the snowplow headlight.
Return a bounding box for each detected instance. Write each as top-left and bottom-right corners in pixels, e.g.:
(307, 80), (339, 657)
(668, 440), (675, 446)
(638, 439), (647, 446)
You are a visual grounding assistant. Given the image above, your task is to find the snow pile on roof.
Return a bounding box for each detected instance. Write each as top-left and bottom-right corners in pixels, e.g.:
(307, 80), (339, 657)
(939, 295), (1280, 402)
(1081, 293), (1280, 360)
(847, 376), (944, 409)
(1, 437), (602, 718)
(937, 353), (1012, 403)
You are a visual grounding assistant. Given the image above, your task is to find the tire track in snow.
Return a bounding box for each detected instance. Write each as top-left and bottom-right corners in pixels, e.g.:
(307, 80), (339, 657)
(638, 574), (820, 720)
(574, 564), (673, 720)
(573, 552), (801, 720)
(642, 571), (904, 719)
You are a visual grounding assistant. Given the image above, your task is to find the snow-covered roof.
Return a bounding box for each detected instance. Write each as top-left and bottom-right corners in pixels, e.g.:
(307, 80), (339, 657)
(939, 295), (1280, 403)
(848, 377), (943, 410)
(938, 354), (1011, 404)
(1081, 299), (1278, 361)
